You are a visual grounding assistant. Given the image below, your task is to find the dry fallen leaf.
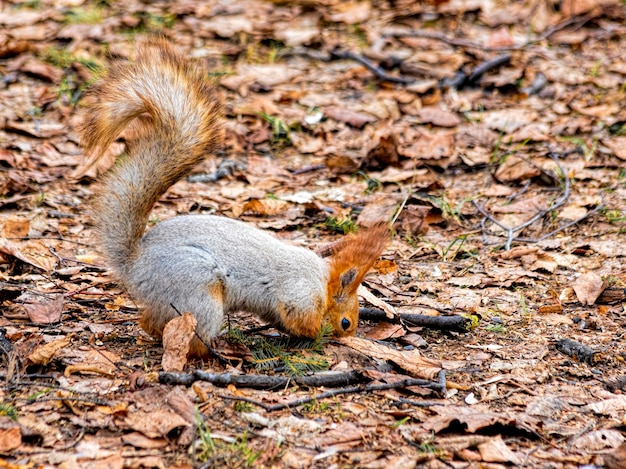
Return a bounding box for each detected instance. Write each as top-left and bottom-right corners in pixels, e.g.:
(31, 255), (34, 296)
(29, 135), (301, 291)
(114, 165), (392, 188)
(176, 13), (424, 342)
(0, 239), (57, 271)
(124, 409), (191, 439)
(2, 216), (30, 237)
(357, 285), (396, 319)
(572, 272), (606, 306)
(121, 432), (168, 450)
(63, 349), (120, 377)
(21, 294), (64, 324)
(28, 336), (71, 366)
(162, 312), (197, 372)
(340, 335), (441, 380)
(603, 441), (626, 469)
(477, 435), (522, 465)
(416, 107), (461, 127)
(0, 418), (22, 453)
(324, 107), (377, 128)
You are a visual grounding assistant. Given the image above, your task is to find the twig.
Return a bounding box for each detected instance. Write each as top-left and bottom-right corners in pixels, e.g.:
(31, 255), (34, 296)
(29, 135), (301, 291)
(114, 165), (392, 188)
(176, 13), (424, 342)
(520, 72), (548, 96)
(4, 236), (91, 247)
(437, 369), (447, 391)
(473, 152), (572, 250)
(359, 308), (472, 332)
(389, 398), (441, 408)
(291, 164), (326, 175)
(54, 427), (86, 451)
(329, 49), (416, 84)
(441, 55), (511, 89)
(221, 376), (445, 412)
(187, 159), (244, 183)
(159, 370), (366, 388)
(506, 180), (531, 204)
(466, 54), (511, 83)
(516, 196), (604, 243)
(17, 395), (111, 406)
(383, 13), (599, 52)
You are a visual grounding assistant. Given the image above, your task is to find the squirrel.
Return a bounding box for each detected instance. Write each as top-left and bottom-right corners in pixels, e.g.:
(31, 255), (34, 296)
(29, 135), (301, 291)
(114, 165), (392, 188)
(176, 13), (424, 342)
(80, 38), (390, 356)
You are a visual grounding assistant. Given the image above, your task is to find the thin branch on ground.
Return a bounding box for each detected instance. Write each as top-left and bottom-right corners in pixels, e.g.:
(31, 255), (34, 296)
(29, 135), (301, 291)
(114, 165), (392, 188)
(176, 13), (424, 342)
(221, 375), (445, 412)
(473, 152), (575, 250)
(54, 427), (86, 451)
(520, 72), (548, 96)
(17, 395), (111, 406)
(389, 398), (442, 407)
(359, 307), (472, 332)
(466, 54), (511, 83)
(5, 236), (92, 247)
(329, 49), (416, 84)
(291, 164), (326, 175)
(382, 12), (599, 52)
(516, 196), (604, 243)
(187, 159), (244, 183)
(281, 47), (416, 84)
(505, 180), (531, 204)
(159, 369), (366, 388)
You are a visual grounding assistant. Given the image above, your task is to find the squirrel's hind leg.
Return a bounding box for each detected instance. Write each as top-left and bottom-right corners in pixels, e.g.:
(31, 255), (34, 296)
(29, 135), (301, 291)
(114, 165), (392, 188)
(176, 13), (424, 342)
(136, 278), (225, 358)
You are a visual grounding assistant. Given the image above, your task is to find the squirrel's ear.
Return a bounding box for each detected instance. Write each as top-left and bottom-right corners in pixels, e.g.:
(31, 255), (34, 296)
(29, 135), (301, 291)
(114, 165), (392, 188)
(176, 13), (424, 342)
(340, 268), (357, 290)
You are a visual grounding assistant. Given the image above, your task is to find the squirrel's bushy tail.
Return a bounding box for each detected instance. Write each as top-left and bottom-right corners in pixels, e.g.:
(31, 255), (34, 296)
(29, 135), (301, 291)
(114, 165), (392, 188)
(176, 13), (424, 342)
(81, 38), (222, 280)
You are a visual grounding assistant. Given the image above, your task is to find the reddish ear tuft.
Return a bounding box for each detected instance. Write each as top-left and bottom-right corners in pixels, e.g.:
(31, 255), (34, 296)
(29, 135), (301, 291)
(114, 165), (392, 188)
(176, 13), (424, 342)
(327, 223), (390, 294)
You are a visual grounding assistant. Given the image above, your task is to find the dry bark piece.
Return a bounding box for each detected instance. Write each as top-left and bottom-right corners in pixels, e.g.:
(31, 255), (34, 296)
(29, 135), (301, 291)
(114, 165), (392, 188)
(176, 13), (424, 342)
(538, 304), (563, 314)
(596, 288), (626, 304)
(554, 338), (599, 365)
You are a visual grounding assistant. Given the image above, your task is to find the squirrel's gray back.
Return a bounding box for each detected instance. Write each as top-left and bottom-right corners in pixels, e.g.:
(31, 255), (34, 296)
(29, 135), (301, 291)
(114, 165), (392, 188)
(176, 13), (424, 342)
(125, 215), (328, 325)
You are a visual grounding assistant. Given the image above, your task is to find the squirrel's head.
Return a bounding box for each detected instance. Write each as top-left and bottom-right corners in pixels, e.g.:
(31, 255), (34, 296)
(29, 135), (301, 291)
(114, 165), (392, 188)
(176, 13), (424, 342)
(324, 223), (390, 337)
(325, 267), (360, 337)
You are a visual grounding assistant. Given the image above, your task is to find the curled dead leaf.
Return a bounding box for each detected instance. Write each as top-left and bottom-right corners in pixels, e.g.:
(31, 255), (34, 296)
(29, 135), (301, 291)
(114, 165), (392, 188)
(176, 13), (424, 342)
(357, 285), (396, 319)
(162, 312), (197, 372)
(28, 336), (71, 366)
(416, 107), (461, 127)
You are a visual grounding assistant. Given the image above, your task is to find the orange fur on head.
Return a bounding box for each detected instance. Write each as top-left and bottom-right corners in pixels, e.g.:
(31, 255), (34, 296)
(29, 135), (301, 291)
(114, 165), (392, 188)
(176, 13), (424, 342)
(324, 223), (390, 336)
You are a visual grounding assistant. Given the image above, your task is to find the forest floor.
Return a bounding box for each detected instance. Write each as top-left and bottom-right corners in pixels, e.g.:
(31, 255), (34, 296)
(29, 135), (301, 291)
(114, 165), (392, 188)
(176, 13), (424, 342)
(1, 0), (625, 468)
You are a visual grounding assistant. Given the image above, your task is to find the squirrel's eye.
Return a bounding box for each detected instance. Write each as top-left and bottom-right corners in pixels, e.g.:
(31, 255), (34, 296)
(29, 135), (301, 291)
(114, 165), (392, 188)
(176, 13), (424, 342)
(341, 318), (351, 331)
